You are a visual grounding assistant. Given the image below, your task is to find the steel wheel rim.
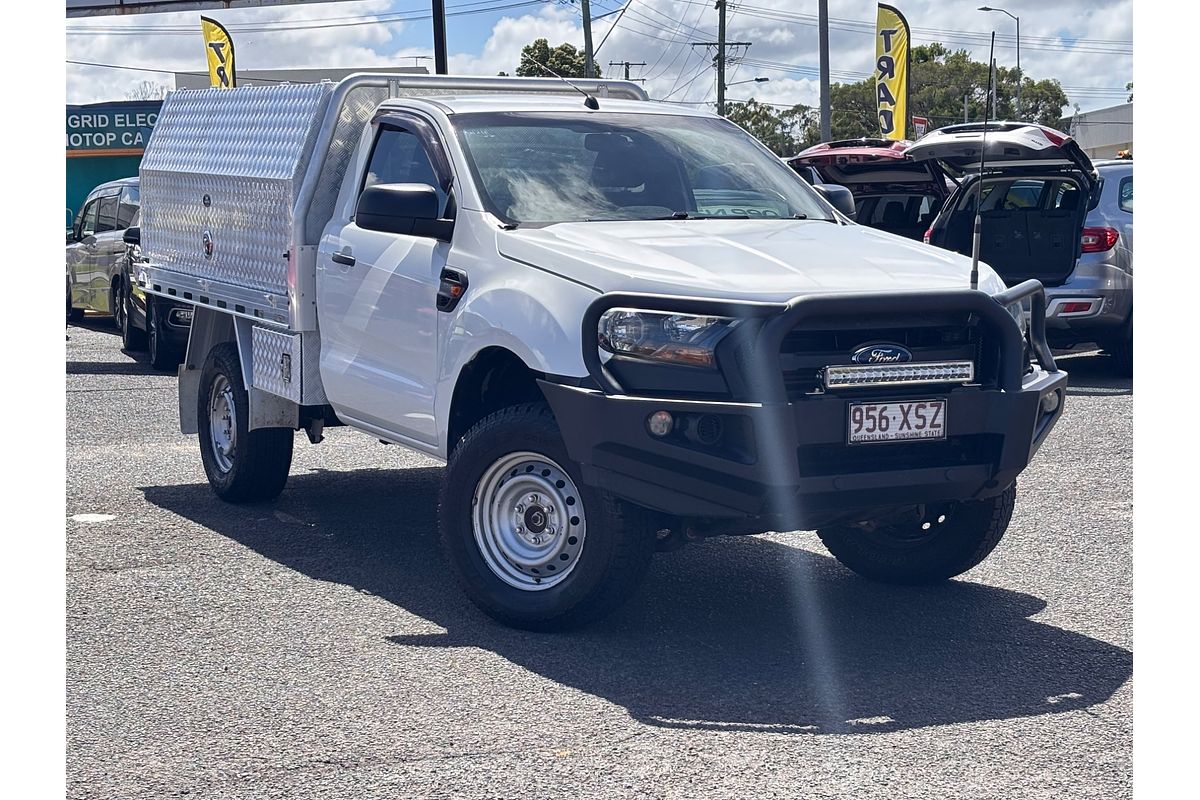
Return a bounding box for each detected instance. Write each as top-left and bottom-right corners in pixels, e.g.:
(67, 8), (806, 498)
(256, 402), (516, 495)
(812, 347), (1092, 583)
(472, 451), (586, 591)
(207, 374), (237, 473)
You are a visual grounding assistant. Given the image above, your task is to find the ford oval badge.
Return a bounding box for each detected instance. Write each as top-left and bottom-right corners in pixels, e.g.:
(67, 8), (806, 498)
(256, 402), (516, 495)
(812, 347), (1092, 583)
(851, 344), (912, 364)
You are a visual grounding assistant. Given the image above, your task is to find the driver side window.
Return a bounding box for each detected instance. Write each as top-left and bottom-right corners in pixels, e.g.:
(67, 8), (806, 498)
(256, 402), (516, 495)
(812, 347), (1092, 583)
(363, 126), (448, 216)
(79, 200), (99, 238)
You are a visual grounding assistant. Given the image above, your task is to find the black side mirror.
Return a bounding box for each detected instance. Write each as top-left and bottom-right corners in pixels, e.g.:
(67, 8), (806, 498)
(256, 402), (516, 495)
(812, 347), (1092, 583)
(356, 183), (454, 241)
(814, 184), (856, 220)
(123, 226), (140, 246)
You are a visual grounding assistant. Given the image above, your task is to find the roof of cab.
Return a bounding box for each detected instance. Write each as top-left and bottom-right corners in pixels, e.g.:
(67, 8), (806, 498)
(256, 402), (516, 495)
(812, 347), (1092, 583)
(87, 176), (138, 197)
(377, 94), (714, 118)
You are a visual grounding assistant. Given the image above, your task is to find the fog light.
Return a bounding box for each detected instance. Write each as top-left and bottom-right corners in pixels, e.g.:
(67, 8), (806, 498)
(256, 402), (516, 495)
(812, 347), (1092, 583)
(647, 410), (674, 437)
(1041, 391), (1061, 414)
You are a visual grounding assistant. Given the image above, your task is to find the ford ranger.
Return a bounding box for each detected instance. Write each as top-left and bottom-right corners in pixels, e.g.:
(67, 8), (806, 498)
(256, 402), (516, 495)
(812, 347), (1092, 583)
(135, 75), (1066, 630)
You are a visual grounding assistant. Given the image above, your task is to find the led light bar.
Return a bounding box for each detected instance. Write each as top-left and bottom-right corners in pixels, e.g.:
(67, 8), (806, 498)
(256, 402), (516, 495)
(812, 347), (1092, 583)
(824, 360), (975, 389)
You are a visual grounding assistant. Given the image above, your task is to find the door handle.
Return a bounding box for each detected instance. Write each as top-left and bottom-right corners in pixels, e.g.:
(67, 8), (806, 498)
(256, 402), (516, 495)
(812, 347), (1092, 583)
(332, 252), (356, 267)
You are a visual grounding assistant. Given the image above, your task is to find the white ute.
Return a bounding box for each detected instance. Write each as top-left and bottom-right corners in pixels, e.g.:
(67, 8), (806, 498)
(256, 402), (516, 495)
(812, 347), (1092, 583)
(137, 75), (1067, 629)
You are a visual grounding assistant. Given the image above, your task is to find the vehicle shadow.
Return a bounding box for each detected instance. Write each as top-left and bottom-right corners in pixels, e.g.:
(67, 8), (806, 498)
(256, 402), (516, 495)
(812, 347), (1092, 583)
(66, 359), (160, 377)
(1055, 350), (1132, 397)
(67, 315), (120, 336)
(142, 468), (1131, 736)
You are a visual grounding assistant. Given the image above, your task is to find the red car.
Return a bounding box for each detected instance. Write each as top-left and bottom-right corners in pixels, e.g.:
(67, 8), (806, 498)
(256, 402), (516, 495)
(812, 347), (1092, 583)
(787, 138), (952, 241)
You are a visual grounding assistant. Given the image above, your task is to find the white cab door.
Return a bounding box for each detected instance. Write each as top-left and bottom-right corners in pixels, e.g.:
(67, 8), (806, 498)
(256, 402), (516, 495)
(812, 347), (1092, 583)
(318, 123), (451, 446)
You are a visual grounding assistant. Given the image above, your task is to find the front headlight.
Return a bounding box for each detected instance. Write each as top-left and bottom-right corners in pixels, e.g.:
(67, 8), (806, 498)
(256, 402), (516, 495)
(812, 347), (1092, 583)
(1007, 298), (1029, 339)
(598, 309), (738, 368)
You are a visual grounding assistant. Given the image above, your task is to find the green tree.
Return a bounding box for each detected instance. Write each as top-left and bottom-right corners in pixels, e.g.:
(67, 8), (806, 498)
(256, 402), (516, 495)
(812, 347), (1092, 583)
(725, 99), (817, 156)
(515, 38), (599, 79)
(826, 43), (1070, 140)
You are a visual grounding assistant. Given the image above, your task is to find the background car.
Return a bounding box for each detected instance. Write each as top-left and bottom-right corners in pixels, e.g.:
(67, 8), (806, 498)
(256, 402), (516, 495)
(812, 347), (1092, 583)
(118, 219), (190, 371)
(787, 138), (950, 240)
(916, 124), (1132, 374)
(67, 177), (140, 323)
(1042, 159), (1133, 372)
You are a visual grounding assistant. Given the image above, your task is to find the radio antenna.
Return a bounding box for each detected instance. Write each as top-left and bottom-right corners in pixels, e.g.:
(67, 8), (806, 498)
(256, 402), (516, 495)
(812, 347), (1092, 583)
(970, 31), (996, 291)
(520, 54), (600, 110)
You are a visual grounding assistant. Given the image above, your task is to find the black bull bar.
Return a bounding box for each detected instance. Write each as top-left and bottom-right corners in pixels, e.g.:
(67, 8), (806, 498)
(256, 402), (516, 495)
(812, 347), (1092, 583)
(580, 278), (1058, 397)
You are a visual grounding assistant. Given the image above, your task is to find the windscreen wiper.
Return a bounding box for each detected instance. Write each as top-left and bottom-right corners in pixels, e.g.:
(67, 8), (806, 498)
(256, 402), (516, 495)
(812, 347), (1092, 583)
(650, 211), (752, 220)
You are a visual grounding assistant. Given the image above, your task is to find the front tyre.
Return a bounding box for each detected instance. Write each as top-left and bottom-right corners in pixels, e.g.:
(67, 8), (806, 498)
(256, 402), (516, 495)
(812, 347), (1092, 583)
(440, 403), (655, 631)
(817, 483), (1016, 585)
(67, 279), (83, 322)
(197, 343), (294, 503)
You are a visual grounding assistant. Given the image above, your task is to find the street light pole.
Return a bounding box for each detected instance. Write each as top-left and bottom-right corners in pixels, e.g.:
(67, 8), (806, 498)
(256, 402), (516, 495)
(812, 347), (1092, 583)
(979, 7), (1020, 118)
(819, 0), (831, 140)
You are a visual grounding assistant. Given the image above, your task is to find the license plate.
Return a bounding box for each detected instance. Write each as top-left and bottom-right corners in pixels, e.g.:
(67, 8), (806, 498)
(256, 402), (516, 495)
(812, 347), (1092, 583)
(848, 399), (946, 443)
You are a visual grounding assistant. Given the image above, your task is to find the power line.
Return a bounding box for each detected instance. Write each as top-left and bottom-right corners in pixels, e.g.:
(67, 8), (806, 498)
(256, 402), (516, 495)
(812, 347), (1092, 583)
(673, 0), (1131, 51)
(66, 0), (548, 35)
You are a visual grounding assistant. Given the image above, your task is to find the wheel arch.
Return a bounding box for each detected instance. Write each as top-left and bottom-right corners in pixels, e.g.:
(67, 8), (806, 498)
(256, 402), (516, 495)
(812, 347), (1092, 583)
(446, 346), (547, 455)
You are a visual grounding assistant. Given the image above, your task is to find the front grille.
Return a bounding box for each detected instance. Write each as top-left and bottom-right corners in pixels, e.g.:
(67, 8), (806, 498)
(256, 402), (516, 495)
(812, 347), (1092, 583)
(779, 321), (992, 399)
(796, 434), (1002, 477)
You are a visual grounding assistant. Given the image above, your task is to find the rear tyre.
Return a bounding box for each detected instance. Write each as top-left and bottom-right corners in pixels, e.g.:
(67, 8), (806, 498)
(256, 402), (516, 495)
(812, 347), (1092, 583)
(817, 482), (1016, 584)
(197, 343), (294, 503)
(148, 300), (183, 371)
(440, 402), (656, 631)
(120, 285), (148, 352)
(1107, 317), (1132, 377)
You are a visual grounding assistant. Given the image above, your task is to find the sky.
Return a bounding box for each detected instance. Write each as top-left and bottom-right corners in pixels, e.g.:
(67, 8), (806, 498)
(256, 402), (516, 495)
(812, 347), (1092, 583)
(64, 0), (1133, 115)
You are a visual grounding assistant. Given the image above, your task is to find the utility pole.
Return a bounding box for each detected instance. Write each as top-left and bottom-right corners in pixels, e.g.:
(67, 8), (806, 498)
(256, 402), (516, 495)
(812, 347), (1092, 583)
(819, 0), (831, 140)
(581, 0), (596, 78)
(432, 0), (447, 75)
(964, 93), (970, 123)
(690, 1), (752, 117)
(609, 61), (647, 82)
(717, 0), (726, 117)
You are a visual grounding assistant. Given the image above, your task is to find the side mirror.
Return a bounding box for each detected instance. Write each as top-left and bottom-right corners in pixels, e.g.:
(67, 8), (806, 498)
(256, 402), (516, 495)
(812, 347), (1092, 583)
(123, 226), (140, 246)
(814, 184), (856, 220)
(356, 183), (453, 241)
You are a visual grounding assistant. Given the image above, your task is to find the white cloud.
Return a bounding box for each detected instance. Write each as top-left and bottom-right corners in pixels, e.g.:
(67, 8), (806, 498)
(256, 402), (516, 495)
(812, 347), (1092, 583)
(65, 0), (1132, 113)
(594, 0), (1132, 113)
(66, 0), (401, 103)
(448, 5), (583, 76)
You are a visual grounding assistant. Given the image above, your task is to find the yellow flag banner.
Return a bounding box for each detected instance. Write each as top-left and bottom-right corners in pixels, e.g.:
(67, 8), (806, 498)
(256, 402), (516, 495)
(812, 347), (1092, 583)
(876, 3), (910, 140)
(201, 16), (236, 89)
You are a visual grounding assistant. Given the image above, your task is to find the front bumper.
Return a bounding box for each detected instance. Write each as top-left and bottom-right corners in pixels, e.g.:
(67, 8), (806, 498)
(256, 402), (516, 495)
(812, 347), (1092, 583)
(543, 281), (1067, 526)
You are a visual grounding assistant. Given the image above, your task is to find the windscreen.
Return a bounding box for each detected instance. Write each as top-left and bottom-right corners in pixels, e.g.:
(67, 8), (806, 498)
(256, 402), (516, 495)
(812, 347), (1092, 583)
(452, 111), (836, 225)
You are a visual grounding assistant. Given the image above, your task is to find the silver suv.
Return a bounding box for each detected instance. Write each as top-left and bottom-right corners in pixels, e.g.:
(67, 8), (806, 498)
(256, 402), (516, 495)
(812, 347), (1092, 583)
(1044, 160), (1132, 372)
(919, 125), (1132, 374)
(66, 177), (140, 324)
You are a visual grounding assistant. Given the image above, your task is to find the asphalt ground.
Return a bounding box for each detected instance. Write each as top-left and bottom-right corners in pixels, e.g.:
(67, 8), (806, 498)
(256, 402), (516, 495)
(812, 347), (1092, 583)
(65, 314), (1132, 799)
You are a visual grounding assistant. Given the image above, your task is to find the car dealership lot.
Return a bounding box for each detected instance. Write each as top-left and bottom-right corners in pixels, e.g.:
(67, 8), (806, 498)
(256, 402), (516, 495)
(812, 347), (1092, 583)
(66, 317), (1131, 799)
